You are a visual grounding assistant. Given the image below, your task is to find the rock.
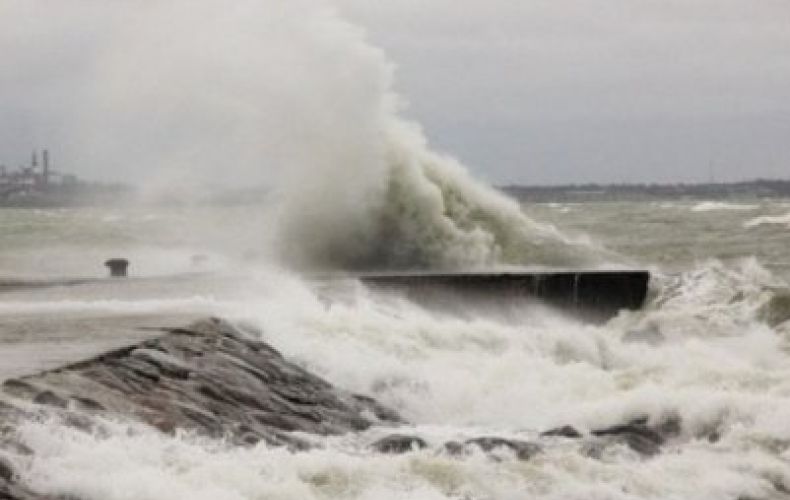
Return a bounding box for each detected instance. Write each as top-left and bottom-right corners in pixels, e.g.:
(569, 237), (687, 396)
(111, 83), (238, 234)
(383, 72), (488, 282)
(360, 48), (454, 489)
(1, 318), (403, 449)
(0, 457), (12, 482)
(0, 317), (405, 499)
(0, 456), (56, 500)
(758, 291), (790, 327)
(371, 434), (428, 454)
(590, 417), (669, 457)
(32, 391), (67, 409)
(69, 397), (104, 412)
(541, 425), (582, 439)
(447, 437), (542, 461)
(442, 440), (465, 456)
(653, 414), (682, 438)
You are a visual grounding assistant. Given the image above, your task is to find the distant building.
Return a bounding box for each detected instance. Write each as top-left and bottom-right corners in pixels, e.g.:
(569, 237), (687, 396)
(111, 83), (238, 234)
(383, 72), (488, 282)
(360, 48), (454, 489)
(0, 149), (74, 198)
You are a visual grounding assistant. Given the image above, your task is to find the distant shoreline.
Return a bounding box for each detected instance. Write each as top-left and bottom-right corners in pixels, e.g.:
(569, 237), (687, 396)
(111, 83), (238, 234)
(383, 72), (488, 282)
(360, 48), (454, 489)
(2, 178), (789, 207)
(501, 178), (790, 202)
(0, 182), (134, 208)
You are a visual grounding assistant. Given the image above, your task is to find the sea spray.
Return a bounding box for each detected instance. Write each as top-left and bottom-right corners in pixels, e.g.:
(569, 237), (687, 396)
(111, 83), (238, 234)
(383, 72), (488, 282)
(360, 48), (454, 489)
(277, 92), (614, 270)
(2, 0), (610, 271)
(6, 257), (790, 499)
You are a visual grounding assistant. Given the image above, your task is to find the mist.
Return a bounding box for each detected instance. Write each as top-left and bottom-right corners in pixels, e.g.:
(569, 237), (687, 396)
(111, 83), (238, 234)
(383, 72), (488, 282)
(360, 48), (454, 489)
(1, 0), (620, 272)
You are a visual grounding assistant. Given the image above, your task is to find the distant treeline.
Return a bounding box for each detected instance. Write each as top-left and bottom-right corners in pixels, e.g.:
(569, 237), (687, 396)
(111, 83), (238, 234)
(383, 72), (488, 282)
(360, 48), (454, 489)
(0, 181), (134, 208)
(501, 179), (790, 202)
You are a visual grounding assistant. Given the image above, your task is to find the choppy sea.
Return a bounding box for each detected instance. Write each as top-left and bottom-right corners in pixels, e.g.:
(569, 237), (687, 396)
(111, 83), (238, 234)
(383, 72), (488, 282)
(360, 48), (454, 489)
(2, 198), (790, 499)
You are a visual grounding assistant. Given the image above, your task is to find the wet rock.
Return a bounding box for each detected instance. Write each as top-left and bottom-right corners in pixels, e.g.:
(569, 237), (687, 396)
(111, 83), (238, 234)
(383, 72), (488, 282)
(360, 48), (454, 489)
(69, 397), (104, 412)
(371, 434), (428, 454)
(596, 427), (661, 456)
(653, 414), (682, 439)
(2, 381), (38, 401)
(759, 291), (790, 327)
(695, 418), (724, 443)
(2, 318), (403, 448)
(590, 417), (670, 457)
(443, 440), (465, 456)
(541, 425), (582, 439)
(0, 458), (55, 500)
(0, 457), (12, 482)
(446, 437), (542, 461)
(130, 348), (191, 380)
(32, 391), (66, 409)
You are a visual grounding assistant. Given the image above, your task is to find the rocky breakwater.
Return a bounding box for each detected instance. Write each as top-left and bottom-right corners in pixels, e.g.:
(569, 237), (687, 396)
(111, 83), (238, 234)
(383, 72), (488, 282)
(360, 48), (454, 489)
(0, 318), (403, 499)
(0, 317), (693, 500)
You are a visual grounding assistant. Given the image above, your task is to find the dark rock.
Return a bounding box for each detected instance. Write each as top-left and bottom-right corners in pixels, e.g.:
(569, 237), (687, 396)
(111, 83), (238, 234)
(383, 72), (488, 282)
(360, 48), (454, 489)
(0, 457), (12, 482)
(459, 437), (542, 461)
(2, 318), (403, 449)
(69, 397), (104, 412)
(62, 413), (96, 433)
(2, 381), (38, 400)
(371, 434), (428, 454)
(541, 425), (582, 439)
(0, 317), (403, 498)
(130, 349), (191, 380)
(0, 457), (56, 500)
(696, 419), (723, 443)
(32, 391), (67, 409)
(442, 440), (465, 456)
(653, 414), (682, 438)
(591, 420), (666, 457)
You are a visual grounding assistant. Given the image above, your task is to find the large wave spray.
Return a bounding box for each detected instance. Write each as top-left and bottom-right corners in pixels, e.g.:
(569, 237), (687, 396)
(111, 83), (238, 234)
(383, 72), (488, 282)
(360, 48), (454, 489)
(2, 0), (610, 271)
(270, 10), (609, 270)
(279, 116), (611, 270)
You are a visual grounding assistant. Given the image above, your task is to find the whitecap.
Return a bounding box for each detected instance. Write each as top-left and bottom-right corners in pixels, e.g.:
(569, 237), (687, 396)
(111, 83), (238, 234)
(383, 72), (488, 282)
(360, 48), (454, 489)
(691, 201), (759, 212)
(745, 212), (790, 228)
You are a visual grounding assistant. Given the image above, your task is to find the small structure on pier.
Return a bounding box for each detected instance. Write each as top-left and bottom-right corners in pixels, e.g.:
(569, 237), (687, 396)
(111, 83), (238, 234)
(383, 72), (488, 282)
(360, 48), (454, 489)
(104, 258), (130, 278)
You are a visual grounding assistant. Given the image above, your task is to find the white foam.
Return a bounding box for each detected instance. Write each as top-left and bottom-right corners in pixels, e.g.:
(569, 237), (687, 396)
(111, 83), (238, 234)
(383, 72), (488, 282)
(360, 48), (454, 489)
(3, 261), (790, 498)
(745, 211), (790, 228)
(0, 296), (226, 316)
(691, 201), (759, 212)
(7, 405), (790, 500)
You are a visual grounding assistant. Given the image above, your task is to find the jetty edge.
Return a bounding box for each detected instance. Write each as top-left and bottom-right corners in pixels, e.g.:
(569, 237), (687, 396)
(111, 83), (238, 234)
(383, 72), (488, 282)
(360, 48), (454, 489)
(2, 268), (651, 323)
(0, 318), (402, 449)
(358, 270), (651, 322)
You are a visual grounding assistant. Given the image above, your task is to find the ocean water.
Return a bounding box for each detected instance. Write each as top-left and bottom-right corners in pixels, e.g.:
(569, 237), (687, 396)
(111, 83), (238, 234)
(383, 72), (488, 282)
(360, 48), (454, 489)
(2, 199), (790, 499)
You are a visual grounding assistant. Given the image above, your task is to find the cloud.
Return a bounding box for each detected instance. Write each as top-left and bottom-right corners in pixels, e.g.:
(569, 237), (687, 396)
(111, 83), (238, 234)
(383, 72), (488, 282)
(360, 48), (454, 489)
(1, 0), (788, 184)
(332, 0), (790, 183)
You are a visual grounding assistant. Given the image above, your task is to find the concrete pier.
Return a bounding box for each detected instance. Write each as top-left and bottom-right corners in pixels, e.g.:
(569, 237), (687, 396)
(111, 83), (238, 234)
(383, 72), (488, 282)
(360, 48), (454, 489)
(359, 271), (650, 322)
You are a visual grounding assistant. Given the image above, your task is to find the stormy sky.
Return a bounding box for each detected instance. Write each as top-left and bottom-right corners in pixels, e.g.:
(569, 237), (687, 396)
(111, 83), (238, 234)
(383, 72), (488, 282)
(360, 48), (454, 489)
(1, 0), (789, 186)
(337, 0), (790, 185)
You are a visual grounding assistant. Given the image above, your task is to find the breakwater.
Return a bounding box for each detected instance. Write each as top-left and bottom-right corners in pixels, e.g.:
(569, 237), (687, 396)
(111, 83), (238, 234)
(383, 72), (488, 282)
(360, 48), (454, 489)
(360, 271), (650, 322)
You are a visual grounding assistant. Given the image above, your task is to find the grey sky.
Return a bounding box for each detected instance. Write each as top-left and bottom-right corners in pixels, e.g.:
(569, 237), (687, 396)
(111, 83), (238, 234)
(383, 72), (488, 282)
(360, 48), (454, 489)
(337, 0), (790, 184)
(1, 0), (789, 185)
